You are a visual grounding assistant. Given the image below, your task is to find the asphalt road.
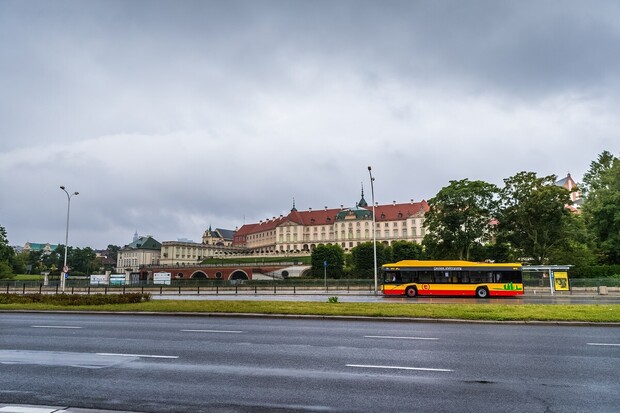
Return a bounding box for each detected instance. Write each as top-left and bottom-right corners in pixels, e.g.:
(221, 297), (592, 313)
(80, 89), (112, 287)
(1, 313), (619, 413)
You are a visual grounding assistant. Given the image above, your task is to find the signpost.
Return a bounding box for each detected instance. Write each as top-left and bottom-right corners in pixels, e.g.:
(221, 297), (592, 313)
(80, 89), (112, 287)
(324, 261), (327, 291)
(154, 272), (172, 285)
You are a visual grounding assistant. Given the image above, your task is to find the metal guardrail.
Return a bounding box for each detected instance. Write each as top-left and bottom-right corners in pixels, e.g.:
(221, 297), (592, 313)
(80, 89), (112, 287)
(1, 282), (375, 296)
(4, 278), (619, 295)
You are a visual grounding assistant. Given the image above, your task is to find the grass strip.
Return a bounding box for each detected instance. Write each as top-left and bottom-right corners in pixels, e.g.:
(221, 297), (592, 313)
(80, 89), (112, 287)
(1, 298), (619, 322)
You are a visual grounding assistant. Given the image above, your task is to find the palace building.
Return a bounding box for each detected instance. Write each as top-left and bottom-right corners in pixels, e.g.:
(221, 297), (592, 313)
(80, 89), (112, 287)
(232, 190), (429, 256)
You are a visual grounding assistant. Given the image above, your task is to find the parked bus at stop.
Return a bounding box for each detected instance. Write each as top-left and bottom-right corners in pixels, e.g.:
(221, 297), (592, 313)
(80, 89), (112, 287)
(381, 260), (523, 298)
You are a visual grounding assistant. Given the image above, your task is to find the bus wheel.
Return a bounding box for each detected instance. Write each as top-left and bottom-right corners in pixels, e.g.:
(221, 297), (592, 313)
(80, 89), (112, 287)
(405, 286), (417, 298)
(476, 287), (489, 298)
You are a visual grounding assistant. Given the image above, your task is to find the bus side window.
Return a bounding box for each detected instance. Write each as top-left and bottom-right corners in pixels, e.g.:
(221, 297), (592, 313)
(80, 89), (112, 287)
(418, 271), (432, 283)
(461, 271), (470, 283)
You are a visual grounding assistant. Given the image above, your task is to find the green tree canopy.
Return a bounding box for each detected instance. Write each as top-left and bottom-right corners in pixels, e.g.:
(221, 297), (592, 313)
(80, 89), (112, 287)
(582, 156), (620, 263)
(496, 172), (572, 264)
(390, 240), (424, 262)
(581, 150), (617, 196)
(423, 179), (498, 260)
(350, 241), (390, 278)
(310, 244), (345, 278)
(0, 226), (15, 278)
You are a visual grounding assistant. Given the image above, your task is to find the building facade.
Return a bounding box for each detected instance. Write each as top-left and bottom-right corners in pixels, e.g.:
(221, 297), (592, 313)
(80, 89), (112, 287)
(116, 235), (162, 272)
(232, 192), (429, 256)
(23, 242), (59, 254)
(555, 173), (583, 211)
(159, 240), (246, 266)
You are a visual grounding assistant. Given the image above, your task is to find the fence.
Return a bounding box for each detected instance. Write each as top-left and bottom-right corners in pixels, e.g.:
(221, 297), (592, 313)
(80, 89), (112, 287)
(1, 279), (376, 295)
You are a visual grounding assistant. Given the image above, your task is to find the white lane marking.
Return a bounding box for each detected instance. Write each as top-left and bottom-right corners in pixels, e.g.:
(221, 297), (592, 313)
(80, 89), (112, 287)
(0, 407), (59, 413)
(31, 325), (82, 329)
(365, 335), (438, 340)
(347, 364), (453, 372)
(181, 329), (243, 334)
(96, 353), (178, 359)
(587, 343), (620, 347)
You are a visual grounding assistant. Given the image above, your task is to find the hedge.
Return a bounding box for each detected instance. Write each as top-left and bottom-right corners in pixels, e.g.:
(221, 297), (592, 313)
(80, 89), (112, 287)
(0, 293), (151, 305)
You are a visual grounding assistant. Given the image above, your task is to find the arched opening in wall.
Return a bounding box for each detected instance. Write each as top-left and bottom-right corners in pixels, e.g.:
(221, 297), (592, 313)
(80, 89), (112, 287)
(192, 271), (208, 279)
(230, 271), (249, 281)
(215, 271), (223, 279)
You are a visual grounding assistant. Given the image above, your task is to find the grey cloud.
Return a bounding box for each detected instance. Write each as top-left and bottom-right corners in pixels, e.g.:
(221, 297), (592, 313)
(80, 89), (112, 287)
(1, 0), (619, 248)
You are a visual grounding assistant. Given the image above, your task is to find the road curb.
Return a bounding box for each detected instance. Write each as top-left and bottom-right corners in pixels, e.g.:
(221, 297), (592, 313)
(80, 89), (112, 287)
(2, 309), (619, 327)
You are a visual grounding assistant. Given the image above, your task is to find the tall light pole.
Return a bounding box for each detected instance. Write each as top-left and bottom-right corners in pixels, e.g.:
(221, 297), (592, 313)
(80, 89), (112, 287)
(367, 166), (378, 294)
(60, 186), (79, 291)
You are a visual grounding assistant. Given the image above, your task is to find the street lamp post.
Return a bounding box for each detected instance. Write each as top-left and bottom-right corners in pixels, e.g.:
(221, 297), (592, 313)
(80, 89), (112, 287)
(367, 166), (378, 294)
(60, 186), (79, 291)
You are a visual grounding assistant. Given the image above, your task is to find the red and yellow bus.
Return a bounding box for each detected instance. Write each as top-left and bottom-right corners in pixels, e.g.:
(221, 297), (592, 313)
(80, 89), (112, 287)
(381, 260), (523, 298)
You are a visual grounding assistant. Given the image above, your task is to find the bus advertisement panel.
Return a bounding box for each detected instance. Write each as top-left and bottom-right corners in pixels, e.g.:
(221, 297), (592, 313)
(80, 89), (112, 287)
(381, 260), (523, 298)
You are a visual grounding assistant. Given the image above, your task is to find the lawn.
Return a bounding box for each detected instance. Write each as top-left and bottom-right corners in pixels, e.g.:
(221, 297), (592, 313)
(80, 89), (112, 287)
(0, 294), (618, 323)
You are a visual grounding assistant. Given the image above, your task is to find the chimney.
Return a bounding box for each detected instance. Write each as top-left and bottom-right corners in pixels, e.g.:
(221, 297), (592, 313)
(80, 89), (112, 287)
(410, 199), (414, 203)
(393, 201), (396, 205)
(324, 206), (328, 210)
(309, 207), (312, 211)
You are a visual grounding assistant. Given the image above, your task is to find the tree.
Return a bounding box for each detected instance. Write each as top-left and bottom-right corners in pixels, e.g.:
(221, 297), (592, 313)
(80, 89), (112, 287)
(350, 242), (390, 278)
(0, 226), (15, 278)
(71, 247), (97, 275)
(106, 245), (121, 265)
(423, 179), (498, 260)
(581, 150), (617, 196)
(310, 244), (345, 278)
(496, 172), (572, 264)
(391, 240), (424, 262)
(582, 157), (620, 263)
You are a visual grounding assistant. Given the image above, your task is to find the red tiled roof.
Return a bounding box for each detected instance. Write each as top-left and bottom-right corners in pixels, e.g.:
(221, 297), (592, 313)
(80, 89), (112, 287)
(236, 201), (428, 238)
(373, 201), (429, 222)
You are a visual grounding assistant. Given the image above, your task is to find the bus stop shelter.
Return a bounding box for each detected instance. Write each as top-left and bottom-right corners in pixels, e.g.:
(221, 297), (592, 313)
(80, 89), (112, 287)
(522, 265), (572, 294)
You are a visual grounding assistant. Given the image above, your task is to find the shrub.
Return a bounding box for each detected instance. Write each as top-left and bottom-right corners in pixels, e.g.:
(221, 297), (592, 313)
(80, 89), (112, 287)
(0, 293), (151, 305)
(571, 265), (620, 278)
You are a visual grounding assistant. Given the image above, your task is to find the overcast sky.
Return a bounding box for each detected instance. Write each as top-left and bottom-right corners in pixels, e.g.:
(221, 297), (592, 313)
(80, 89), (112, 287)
(1, 0), (619, 249)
